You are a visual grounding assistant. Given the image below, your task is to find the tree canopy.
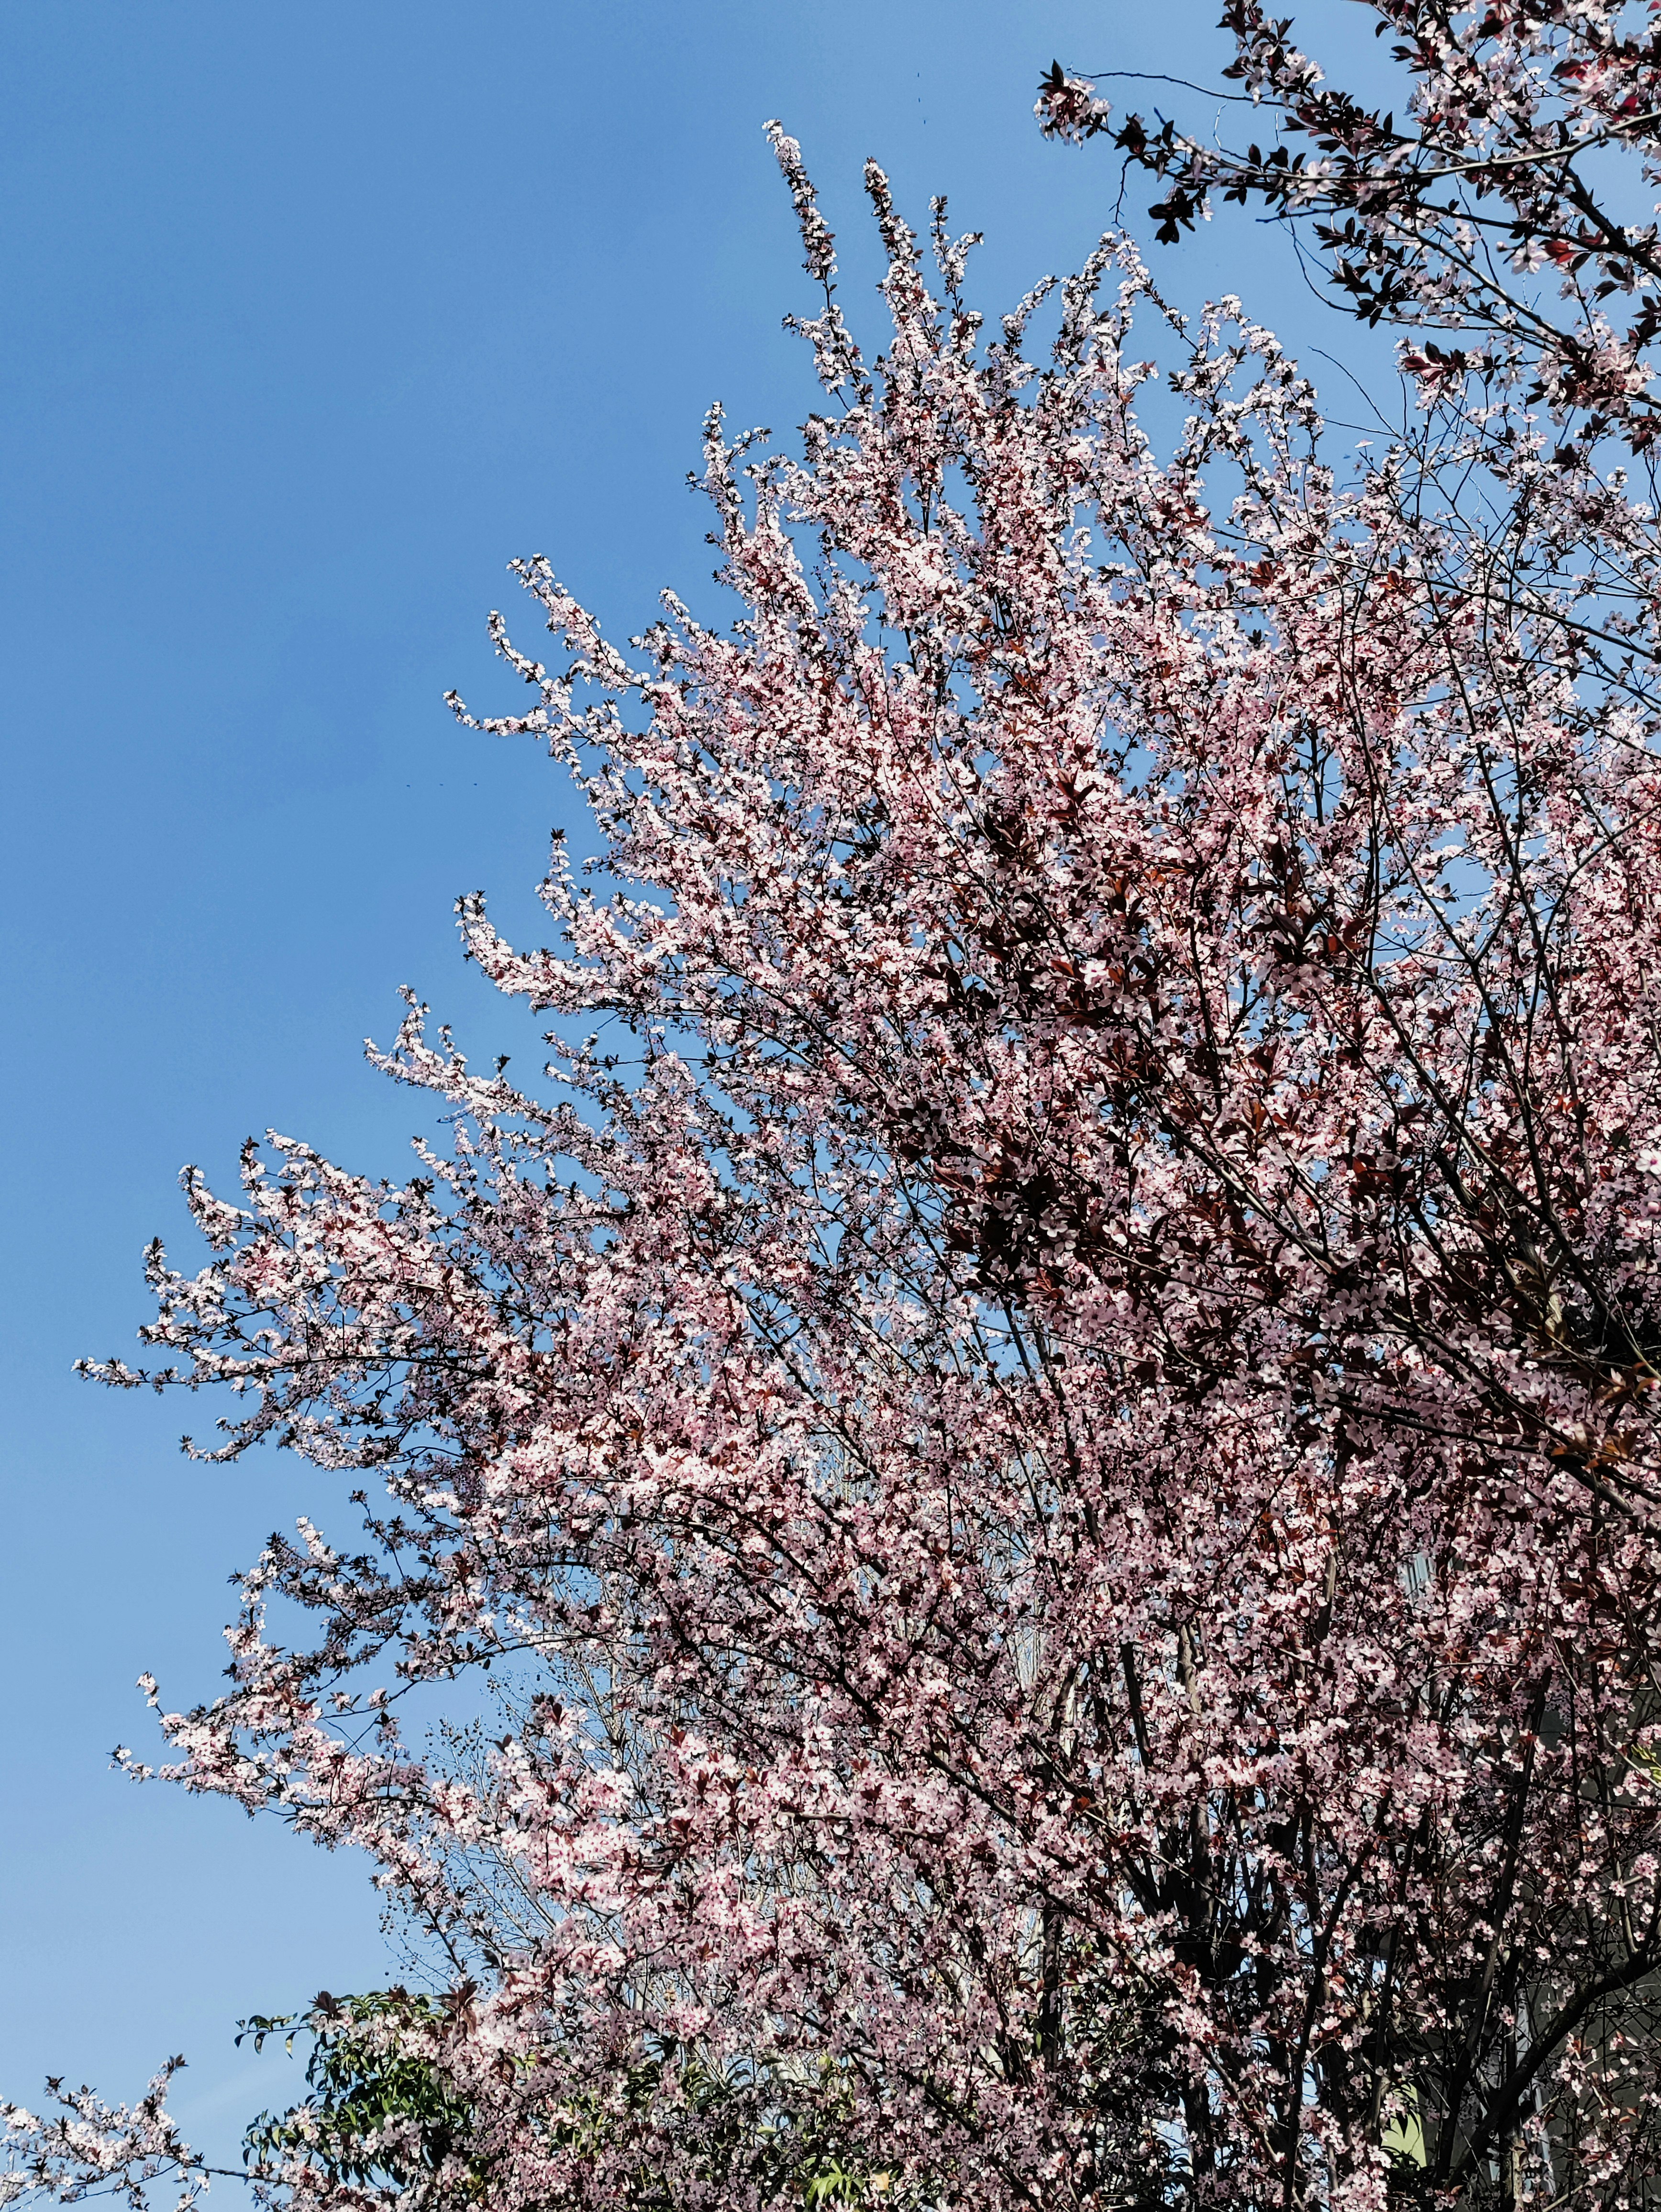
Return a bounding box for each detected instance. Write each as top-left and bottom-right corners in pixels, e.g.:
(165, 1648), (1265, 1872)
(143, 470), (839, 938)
(13, 27), (1661, 2208)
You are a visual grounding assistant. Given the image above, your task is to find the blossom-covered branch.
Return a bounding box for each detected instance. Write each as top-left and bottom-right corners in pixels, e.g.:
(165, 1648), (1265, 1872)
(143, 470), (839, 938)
(2, 2068), (204, 2212)
(1040, 0), (1661, 450)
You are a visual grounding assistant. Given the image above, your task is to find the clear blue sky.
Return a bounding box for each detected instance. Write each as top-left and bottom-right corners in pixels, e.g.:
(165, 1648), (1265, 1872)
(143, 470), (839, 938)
(0, 0), (1384, 2168)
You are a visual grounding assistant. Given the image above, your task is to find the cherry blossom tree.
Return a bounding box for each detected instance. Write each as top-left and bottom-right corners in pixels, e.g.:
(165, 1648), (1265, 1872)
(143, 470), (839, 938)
(13, 115), (1661, 2211)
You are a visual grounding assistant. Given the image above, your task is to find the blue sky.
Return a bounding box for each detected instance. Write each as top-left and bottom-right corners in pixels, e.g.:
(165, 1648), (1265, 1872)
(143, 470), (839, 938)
(0, 0), (1387, 2168)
